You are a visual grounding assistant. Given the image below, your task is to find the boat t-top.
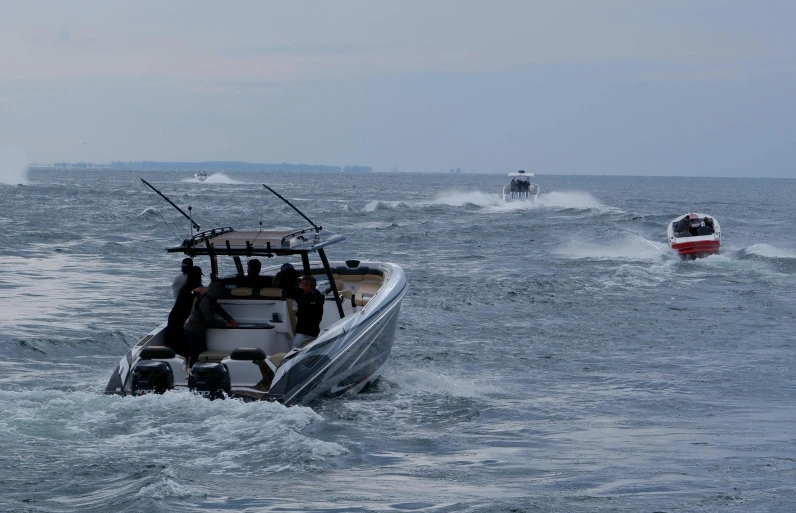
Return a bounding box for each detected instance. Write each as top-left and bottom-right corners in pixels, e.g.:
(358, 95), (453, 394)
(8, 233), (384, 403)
(105, 181), (407, 405)
(502, 170), (539, 201)
(667, 212), (721, 258)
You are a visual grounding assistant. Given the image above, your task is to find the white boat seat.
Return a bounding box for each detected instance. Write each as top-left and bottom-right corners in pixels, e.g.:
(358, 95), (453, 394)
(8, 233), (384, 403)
(354, 292), (372, 307)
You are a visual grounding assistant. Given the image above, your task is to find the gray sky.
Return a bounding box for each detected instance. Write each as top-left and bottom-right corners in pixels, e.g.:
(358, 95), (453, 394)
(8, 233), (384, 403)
(1, 0), (794, 176)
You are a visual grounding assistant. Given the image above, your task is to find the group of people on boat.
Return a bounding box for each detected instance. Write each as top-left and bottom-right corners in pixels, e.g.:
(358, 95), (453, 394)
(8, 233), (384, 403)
(674, 215), (715, 238)
(509, 178), (533, 194)
(166, 257), (324, 367)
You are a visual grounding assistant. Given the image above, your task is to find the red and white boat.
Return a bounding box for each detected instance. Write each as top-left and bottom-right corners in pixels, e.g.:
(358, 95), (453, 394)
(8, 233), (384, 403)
(667, 213), (721, 258)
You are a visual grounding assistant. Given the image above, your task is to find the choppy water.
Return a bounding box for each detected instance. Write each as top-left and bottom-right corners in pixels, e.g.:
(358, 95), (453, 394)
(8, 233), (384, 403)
(1, 170), (795, 512)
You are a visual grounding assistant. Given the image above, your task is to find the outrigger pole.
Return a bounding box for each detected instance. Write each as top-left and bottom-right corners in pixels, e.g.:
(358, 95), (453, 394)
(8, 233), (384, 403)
(262, 184), (321, 232)
(140, 178), (201, 232)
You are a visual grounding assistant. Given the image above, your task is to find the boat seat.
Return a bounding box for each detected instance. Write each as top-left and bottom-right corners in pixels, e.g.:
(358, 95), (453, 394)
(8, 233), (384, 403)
(231, 287), (254, 297)
(230, 347), (267, 360)
(287, 298), (297, 334)
(140, 346), (176, 360)
(198, 350), (230, 362)
(354, 292), (372, 307)
(258, 287), (284, 299)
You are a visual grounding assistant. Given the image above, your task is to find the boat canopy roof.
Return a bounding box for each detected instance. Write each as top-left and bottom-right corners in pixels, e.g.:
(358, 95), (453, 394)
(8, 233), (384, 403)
(508, 170), (534, 177)
(167, 227), (345, 256)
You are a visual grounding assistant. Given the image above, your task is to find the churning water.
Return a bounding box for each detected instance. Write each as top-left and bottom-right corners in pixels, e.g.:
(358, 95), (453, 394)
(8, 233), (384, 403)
(1, 170), (795, 512)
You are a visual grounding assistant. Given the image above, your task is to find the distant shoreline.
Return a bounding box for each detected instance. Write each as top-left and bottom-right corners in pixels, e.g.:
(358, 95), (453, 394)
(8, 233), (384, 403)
(29, 161), (373, 173)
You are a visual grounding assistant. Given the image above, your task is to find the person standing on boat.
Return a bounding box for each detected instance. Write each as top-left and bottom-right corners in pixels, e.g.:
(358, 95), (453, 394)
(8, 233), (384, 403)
(172, 258), (193, 300)
(275, 262), (300, 292)
(166, 266), (204, 358)
(285, 275), (324, 348)
(184, 281), (238, 367)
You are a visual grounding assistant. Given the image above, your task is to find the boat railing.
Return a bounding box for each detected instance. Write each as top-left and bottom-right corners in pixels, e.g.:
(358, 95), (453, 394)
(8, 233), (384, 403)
(502, 183), (539, 200)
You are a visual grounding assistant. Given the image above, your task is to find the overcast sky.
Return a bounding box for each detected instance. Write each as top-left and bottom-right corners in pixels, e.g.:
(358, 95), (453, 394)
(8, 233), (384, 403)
(1, 1), (795, 176)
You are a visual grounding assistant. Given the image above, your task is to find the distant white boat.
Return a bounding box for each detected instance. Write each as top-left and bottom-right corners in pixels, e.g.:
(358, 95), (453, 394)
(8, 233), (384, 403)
(502, 170), (539, 201)
(195, 171), (208, 182)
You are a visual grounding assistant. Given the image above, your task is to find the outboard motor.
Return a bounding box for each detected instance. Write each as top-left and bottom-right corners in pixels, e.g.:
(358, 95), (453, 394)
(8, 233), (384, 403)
(131, 360), (175, 396)
(189, 362), (231, 400)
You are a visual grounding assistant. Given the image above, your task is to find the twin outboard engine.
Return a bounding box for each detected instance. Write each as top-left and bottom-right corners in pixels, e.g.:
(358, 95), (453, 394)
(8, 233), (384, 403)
(131, 360), (175, 396)
(189, 362), (231, 400)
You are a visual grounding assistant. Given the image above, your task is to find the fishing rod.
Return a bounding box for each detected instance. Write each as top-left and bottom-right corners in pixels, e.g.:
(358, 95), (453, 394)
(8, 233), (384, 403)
(262, 183), (321, 232)
(140, 178), (201, 232)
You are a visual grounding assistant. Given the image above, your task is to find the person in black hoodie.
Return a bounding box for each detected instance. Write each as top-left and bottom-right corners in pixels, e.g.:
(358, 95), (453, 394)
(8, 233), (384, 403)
(286, 275), (325, 349)
(183, 281), (238, 367)
(166, 266), (204, 358)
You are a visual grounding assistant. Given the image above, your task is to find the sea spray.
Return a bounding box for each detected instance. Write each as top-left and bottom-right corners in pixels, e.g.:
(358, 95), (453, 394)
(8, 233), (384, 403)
(0, 147), (29, 185)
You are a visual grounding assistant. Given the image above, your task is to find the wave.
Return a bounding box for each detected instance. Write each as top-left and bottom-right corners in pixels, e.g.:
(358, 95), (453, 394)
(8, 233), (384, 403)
(180, 173), (243, 184)
(738, 244), (796, 260)
(430, 190), (617, 214)
(363, 200), (406, 212)
(554, 233), (672, 262)
(430, 191), (502, 207)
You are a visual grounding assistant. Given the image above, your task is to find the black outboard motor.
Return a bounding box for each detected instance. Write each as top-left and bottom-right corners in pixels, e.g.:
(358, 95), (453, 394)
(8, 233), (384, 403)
(131, 361), (175, 395)
(189, 362), (231, 400)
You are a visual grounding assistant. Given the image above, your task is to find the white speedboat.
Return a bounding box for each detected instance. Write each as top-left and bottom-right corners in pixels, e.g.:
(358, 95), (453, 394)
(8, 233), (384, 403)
(105, 183), (407, 405)
(667, 213), (721, 258)
(502, 170), (539, 201)
(195, 171), (208, 181)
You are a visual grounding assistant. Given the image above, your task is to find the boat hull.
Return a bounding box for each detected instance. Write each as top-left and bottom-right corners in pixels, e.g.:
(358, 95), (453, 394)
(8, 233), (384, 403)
(105, 262), (406, 405)
(670, 239), (720, 258)
(667, 213), (721, 259)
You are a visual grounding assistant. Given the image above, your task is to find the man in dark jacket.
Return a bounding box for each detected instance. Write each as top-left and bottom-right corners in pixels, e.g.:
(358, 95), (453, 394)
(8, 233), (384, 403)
(184, 281), (238, 367)
(287, 275), (325, 348)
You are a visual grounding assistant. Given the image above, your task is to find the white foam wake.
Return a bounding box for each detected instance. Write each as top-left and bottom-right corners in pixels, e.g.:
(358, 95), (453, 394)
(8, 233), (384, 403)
(180, 173), (243, 184)
(0, 147), (29, 185)
(743, 243), (796, 259)
(555, 233), (671, 262)
(430, 190), (612, 213)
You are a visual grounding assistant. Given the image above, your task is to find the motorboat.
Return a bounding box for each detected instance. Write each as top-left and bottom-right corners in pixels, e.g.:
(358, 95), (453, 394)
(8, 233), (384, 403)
(105, 182), (407, 405)
(195, 171), (208, 181)
(502, 170), (539, 201)
(667, 213), (721, 258)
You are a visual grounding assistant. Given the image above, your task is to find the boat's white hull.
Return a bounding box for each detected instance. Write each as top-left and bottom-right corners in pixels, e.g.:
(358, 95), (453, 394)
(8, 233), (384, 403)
(105, 262), (406, 405)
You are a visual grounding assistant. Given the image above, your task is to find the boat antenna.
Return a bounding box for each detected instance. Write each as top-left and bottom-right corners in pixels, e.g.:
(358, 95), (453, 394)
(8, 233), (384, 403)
(140, 178), (201, 231)
(262, 183), (321, 232)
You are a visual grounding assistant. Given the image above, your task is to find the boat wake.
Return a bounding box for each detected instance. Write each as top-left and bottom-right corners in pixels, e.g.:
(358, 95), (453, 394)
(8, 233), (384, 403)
(555, 233), (672, 262)
(737, 243), (796, 260)
(429, 190), (617, 214)
(0, 146), (29, 185)
(179, 173), (243, 184)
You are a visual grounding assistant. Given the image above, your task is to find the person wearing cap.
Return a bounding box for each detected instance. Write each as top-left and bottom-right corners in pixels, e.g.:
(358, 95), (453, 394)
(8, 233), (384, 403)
(172, 258), (194, 300)
(166, 266), (204, 358)
(183, 280), (239, 367)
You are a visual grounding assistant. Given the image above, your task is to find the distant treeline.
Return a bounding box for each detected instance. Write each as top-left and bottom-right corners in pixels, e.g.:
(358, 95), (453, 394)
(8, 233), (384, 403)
(42, 161), (373, 173)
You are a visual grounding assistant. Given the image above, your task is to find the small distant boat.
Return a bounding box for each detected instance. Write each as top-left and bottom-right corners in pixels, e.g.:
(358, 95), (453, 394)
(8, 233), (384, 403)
(502, 170), (539, 201)
(667, 213), (721, 258)
(195, 171), (208, 182)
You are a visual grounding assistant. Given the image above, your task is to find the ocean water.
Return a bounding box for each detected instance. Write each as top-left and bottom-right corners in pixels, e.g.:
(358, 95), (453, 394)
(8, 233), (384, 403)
(1, 169), (795, 512)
